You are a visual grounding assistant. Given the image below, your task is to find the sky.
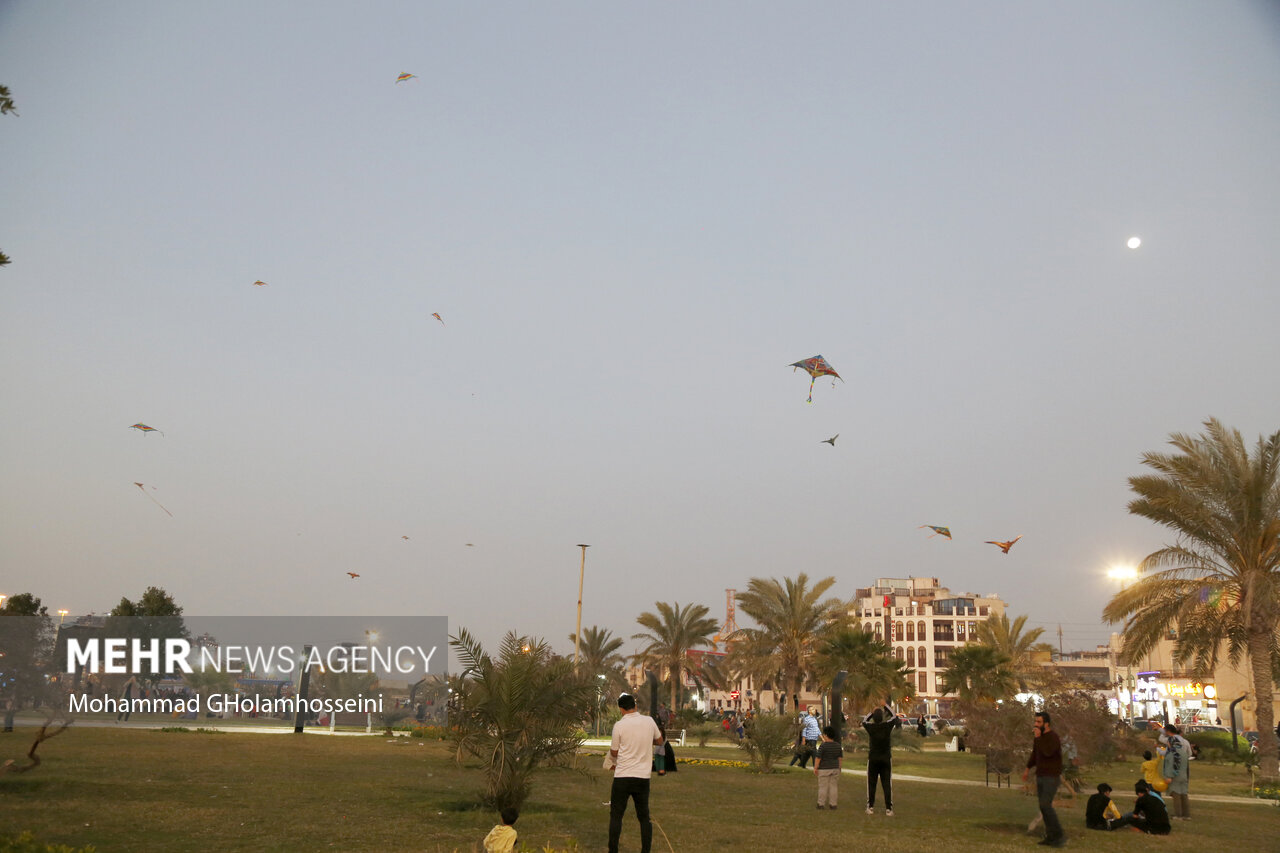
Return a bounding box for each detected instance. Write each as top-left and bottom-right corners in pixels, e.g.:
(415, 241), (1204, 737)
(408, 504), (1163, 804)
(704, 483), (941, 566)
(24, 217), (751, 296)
(2, 2), (1279, 664)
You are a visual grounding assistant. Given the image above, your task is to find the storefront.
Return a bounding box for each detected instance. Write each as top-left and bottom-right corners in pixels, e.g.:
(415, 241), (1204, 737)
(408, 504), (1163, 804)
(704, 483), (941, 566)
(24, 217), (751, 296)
(1118, 673), (1220, 723)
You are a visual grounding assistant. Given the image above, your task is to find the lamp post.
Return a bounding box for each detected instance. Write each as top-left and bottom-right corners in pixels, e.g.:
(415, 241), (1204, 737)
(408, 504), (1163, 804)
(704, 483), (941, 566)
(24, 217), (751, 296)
(1107, 565), (1139, 722)
(0, 594), (6, 610)
(58, 609), (68, 625)
(596, 674), (606, 736)
(574, 544), (590, 670)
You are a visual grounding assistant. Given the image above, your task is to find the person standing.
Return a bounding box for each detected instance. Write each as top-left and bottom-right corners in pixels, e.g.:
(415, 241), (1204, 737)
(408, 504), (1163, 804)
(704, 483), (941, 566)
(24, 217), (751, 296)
(1152, 721), (1191, 820)
(1022, 710), (1066, 848)
(605, 693), (663, 853)
(814, 724), (843, 809)
(788, 706), (822, 768)
(863, 699), (902, 815)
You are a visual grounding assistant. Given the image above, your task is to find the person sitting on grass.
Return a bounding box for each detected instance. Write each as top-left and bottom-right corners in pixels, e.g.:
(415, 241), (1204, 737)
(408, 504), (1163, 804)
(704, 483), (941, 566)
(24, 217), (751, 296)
(1084, 782), (1122, 830)
(1111, 780), (1171, 835)
(483, 806), (519, 853)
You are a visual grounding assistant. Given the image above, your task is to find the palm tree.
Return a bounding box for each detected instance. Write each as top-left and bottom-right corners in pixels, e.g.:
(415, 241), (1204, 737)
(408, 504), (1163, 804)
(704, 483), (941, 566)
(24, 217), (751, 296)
(939, 644), (1017, 703)
(1103, 419), (1280, 778)
(726, 574), (845, 711)
(973, 613), (1055, 691)
(450, 628), (594, 809)
(632, 602), (720, 712)
(569, 625), (629, 729)
(812, 626), (915, 714)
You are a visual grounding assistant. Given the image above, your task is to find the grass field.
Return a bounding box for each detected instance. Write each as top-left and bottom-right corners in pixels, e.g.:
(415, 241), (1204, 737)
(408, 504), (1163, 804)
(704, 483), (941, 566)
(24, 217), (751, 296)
(2, 727), (1277, 852)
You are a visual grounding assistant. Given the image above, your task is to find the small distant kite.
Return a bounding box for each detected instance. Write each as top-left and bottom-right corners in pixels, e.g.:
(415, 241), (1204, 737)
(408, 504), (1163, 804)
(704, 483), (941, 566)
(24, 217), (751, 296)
(401, 535), (410, 540)
(133, 482), (172, 517)
(919, 525), (952, 540)
(790, 355), (842, 403)
(821, 434), (838, 446)
(396, 72), (416, 84)
(431, 312), (445, 326)
(347, 572), (361, 579)
(130, 423), (163, 436)
(985, 535), (1022, 554)
(465, 543), (474, 547)
(253, 280), (267, 287)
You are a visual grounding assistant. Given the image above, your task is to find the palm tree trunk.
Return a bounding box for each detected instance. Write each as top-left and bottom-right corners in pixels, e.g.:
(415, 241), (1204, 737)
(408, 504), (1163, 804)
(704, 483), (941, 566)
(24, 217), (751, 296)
(1247, 627), (1278, 781)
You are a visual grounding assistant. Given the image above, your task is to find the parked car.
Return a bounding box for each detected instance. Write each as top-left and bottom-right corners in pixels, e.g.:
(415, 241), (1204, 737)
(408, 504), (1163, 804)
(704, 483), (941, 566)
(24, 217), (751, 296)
(1184, 724), (1230, 734)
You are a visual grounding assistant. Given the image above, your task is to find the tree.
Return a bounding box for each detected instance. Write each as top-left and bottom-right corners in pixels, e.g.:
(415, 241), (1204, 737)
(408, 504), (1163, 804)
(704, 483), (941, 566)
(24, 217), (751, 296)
(1, 84), (15, 267)
(569, 625), (629, 730)
(811, 626), (915, 716)
(103, 586), (190, 685)
(973, 613), (1055, 691)
(1103, 419), (1280, 779)
(0, 594), (56, 713)
(940, 644), (1017, 703)
(725, 574), (844, 714)
(449, 628), (594, 810)
(632, 602), (720, 712)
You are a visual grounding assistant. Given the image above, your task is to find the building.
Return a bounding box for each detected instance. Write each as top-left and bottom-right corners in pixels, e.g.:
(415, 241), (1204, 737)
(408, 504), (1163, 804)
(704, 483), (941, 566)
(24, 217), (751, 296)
(850, 576), (1005, 715)
(1108, 632), (1279, 731)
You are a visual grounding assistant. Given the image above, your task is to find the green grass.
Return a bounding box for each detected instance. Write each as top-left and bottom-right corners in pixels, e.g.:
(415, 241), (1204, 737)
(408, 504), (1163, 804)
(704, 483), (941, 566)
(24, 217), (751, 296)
(2, 728), (1277, 852)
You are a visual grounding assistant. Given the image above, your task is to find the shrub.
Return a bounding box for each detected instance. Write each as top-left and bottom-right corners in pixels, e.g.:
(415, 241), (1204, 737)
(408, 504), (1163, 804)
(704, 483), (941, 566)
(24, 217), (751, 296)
(734, 713), (794, 772)
(0, 832), (97, 853)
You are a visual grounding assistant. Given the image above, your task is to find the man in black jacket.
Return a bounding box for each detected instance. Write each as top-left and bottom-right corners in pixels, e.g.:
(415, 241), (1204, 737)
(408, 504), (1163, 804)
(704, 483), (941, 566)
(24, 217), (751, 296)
(861, 699), (901, 815)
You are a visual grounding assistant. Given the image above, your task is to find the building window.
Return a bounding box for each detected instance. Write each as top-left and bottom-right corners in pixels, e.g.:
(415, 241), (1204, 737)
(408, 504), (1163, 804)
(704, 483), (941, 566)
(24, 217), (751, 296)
(907, 647), (915, 667)
(918, 646), (927, 667)
(895, 647), (904, 661)
(917, 621), (926, 638)
(919, 672), (927, 693)
(906, 621), (915, 641)
(864, 622), (872, 634)
(895, 621), (904, 641)
(875, 622), (882, 637)
(934, 621), (955, 642)
(957, 622), (966, 640)
(979, 606), (989, 616)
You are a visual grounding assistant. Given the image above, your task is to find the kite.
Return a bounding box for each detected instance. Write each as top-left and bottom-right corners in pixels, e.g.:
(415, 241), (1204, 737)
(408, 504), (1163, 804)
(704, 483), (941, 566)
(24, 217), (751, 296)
(253, 280), (267, 286)
(133, 482), (172, 517)
(985, 535), (1022, 554)
(790, 355), (842, 403)
(821, 434), (838, 446)
(130, 423), (163, 436)
(347, 572), (361, 579)
(919, 525), (952, 540)
(431, 312), (445, 326)
(465, 543), (474, 547)
(396, 72), (416, 84)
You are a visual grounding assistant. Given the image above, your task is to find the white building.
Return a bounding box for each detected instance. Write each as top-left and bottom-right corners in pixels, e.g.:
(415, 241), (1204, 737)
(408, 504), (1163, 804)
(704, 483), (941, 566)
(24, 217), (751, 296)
(850, 576), (1005, 715)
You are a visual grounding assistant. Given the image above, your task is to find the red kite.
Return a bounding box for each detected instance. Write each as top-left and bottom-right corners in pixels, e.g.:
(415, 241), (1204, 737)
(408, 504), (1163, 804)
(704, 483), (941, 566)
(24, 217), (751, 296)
(432, 312), (445, 326)
(347, 572), (361, 579)
(790, 355), (842, 403)
(396, 72), (416, 84)
(130, 423), (163, 436)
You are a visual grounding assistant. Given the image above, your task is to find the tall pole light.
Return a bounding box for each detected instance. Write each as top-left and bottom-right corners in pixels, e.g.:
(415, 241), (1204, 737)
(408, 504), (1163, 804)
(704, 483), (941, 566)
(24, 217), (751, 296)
(1107, 565), (1139, 722)
(58, 609), (68, 625)
(574, 544), (590, 670)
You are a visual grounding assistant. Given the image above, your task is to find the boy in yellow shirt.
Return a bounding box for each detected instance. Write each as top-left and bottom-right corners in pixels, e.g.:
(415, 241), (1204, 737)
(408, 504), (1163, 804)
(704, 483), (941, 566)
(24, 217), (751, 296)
(483, 807), (519, 853)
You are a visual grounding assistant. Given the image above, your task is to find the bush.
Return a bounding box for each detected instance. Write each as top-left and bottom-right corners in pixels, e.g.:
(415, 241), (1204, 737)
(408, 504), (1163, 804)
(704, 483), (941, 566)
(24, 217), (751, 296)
(734, 713), (794, 773)
(1184, 730), (1253, 765)
(691, 723), (718, 748)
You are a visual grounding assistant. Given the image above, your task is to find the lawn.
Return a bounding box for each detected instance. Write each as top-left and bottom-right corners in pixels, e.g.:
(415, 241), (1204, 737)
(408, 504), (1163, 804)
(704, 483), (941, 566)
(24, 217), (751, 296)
(2, 727), (1276, 852)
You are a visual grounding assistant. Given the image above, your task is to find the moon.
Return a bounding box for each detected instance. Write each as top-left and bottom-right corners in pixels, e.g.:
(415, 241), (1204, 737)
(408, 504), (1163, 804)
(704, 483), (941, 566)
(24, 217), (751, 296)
(1127, 236), (1142, 249)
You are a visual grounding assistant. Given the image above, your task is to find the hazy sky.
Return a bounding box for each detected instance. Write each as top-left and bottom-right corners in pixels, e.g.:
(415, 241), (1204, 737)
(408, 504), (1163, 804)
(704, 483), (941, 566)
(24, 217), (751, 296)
(3, 2), (1278, 662)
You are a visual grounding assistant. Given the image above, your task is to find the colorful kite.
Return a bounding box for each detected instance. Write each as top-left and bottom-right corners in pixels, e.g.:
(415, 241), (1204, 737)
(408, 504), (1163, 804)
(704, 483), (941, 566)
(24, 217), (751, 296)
(129, 423), (163, 436)
(253, 280), (267, 286)
(396, 72), (416, 84)
(985, 535), (1022, 554)
(790, 355), (842, 403)
(401, 535), (410, 540)
(133, 482), (172, 517)
(919, 525), (952, 540)
(821, 434), (839, 446)
(431, 312), (445, 326)
(347, 572), (361, 579)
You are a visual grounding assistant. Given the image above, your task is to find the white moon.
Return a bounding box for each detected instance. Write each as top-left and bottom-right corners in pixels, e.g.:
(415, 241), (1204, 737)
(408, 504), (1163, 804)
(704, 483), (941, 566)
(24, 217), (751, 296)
(1127, 236), (1142, 249)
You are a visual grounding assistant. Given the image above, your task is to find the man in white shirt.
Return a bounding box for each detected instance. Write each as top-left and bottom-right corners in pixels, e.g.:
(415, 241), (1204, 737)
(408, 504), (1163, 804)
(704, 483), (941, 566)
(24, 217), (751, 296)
(606, 693), (663, 853)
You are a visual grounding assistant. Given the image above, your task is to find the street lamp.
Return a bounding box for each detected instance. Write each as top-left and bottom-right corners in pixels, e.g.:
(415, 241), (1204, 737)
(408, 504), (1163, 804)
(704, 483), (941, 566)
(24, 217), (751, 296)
(595, 674), (607, 736)
(1107, 564), (1139, 722)
(0, 594), (6, 610)
(573, 544), (590, 670)
(58, 609), (68, 625)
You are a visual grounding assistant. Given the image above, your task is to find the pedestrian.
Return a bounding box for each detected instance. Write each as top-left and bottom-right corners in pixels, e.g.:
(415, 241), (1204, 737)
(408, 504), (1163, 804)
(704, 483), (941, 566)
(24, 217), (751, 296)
(917, 714), (928, 737)
(1152, 721), (1191, 820)
(605, 693), (663, 853)
(1021, 710), (1066, 848)
(862, 698), (901, 816)
(814, 724), (843, 809)
(482, 807), (519, 853)
(1084, 783), (1122, 830)
(788, 706), (822, 768)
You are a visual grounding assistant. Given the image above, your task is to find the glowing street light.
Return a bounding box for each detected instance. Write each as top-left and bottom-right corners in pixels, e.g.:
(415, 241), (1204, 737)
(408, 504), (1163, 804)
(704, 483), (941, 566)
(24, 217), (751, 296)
(1106, 565), (1139, 586)
(0, 594), (7, 610)
(58, 609), (69, 625)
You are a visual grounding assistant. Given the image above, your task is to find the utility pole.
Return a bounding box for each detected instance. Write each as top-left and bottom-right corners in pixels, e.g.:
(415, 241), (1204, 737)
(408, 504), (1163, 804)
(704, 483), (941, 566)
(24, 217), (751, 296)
(1057, 624), (1064, 658)
(573, 544), (590, 670)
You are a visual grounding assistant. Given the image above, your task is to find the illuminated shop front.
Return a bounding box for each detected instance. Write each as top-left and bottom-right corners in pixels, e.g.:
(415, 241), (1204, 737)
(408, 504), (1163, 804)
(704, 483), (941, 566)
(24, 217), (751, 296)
(1117, 673), (1219, 723)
